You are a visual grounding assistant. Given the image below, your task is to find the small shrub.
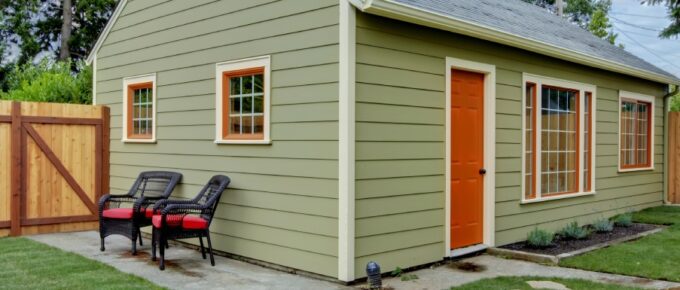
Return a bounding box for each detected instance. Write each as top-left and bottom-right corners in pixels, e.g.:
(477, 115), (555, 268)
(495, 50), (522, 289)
(560, 221), (591, 240)
(526, 228), (554, 248)
(390, 267), (402, 277)
(614, 213), (633, 227)
(592, 218), (614, 233)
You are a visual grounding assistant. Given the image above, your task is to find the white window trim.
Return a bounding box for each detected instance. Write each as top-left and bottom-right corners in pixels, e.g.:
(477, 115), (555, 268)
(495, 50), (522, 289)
(215, 55), (271, 144)
(618, 90), (655, 172)
(122, 73), (157, 143)
(521, 74), (597, 203)
(444, 57), (496, 256)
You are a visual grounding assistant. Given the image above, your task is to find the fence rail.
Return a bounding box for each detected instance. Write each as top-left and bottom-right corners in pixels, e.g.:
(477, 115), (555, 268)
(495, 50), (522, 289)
(0, 101), (109, 237)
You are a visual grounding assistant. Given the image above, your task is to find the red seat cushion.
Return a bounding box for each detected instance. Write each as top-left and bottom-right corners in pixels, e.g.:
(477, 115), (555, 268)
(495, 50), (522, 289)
(152, 215), (208, 230)
(102, 208), (133, 219)
(144, 208), (155, 218)
(182, 216), (209, 230)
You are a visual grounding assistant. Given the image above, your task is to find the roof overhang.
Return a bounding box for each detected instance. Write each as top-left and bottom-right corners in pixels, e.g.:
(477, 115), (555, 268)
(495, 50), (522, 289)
(350, 0), (680, 85)
(86, 0), (128, 65)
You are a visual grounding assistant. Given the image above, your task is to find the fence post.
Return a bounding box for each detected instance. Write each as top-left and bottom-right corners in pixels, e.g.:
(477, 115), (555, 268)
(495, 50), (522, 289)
(10, 102), (21, 236)
(101, 106), (110, 198)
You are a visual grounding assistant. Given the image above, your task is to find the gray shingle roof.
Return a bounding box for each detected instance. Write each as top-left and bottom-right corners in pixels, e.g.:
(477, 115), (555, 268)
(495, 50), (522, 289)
(391, 0), (678, 81)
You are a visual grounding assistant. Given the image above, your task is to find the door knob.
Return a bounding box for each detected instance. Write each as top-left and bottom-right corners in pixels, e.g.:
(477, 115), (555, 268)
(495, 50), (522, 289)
(479, 168), (487, 175)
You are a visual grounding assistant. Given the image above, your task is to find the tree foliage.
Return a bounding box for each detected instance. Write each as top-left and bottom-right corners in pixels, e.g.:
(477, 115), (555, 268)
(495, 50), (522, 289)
(0, 0), (116, 104)
(0, 0), (117, 65)
(0, 59), (92, 104)
(644, 0), (680, 39)
(522, 0), (621, 46)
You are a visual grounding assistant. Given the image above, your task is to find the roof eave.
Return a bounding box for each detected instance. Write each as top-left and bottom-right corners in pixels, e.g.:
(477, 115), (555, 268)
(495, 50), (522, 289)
(351, 0), (680, 85)
(85, 0), (128, 65)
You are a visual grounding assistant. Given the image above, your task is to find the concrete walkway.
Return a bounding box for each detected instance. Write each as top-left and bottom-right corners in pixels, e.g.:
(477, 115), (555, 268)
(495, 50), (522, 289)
(382, 255), (680, 289)
(29, 231), (350, 290)
(29, 231), (680, 289)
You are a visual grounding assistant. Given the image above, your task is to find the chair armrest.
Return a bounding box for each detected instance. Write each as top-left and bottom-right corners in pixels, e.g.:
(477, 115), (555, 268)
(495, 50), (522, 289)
(98, 194), (136, 213)
(161, 203), (205, 215)
(152, 199), (196, 215)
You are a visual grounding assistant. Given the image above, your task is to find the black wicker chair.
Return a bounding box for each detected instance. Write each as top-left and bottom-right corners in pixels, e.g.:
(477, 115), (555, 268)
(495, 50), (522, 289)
(98, 171), (182, 255)
(151, 175), (230, 270)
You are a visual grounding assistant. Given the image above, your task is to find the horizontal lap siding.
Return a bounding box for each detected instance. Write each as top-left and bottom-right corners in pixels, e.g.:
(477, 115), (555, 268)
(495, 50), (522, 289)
(354, 12), (667, 277)
(96, 0), (339, 278)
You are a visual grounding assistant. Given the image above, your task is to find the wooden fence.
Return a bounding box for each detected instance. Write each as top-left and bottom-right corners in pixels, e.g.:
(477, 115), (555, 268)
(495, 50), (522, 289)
(0, 101), (109, 237)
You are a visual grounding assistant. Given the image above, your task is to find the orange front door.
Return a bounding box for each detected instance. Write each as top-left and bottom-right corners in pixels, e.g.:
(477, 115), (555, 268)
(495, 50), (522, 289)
(450, 69), (485, 249)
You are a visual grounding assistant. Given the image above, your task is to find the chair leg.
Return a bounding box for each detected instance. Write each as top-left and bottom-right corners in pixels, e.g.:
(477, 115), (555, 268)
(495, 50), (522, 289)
(131, 229), (138, 255)
(151, 228), (157, 261)
(138, 228), (143, 246)
(159, 234), (166, 270)
(206, 231), (215, 266)
(199, 236), (206, 259)
(100, 237), (105, 252)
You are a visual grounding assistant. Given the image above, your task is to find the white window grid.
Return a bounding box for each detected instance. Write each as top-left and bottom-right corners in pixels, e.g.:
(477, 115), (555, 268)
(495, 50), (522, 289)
(229, 74), (264, 135)
(583, 93), (590, 190)
(540, 87), (578, 195)
(524, 85), (534, 198)
(132, 87), (153, 136)
(621, 101), (649, 166)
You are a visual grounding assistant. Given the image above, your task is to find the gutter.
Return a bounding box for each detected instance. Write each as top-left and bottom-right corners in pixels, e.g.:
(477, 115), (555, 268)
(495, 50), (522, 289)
(664, 85), (679, 204)
(350, 0), (680, 86)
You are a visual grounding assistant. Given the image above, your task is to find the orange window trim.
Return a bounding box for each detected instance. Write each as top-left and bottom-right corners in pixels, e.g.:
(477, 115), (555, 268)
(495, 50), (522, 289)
(221, 67), (265, 140)
(527, 82), (538, 199)
(620, 99), (652, 169)
(127, 82), (153, 139)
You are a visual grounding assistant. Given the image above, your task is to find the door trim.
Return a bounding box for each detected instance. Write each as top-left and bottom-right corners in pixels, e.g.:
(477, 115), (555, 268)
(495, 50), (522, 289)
(445, 57), (496, 256)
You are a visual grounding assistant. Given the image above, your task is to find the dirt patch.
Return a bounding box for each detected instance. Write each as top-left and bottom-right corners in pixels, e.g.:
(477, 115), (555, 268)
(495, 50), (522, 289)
(117, 251), (204, 278)
(501, 223), (659, 256)
(448, 261), (487, 272)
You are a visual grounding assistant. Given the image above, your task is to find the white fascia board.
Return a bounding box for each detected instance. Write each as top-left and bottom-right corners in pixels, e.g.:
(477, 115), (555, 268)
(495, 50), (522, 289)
(86, 0), (128, 64)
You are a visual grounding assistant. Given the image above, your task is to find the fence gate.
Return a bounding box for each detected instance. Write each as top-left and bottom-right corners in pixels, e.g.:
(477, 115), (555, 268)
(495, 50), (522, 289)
(0, 101), (109, 237)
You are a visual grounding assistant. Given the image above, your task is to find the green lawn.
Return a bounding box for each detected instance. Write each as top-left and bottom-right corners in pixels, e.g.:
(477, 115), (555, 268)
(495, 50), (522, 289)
(559, 206), (680, 282)
(450, 276), (644, 290)
(0, 237), (163, 290)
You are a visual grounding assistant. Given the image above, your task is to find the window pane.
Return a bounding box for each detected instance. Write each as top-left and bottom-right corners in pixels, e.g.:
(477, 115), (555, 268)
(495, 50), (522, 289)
(242, 75), (253, 94)
(242, 116), (253, 134)
(230, 117), (241, 134)
(230, 97), (241, 114)
(254, 115), (264, 134)
(230, 77), (240, 95)
(242, 96), (253, 113)
(254, 74), (264, 93)
(254, 95), (264, 114)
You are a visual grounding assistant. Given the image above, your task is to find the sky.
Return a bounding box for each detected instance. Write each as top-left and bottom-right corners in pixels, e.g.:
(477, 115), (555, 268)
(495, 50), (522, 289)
(610, 0), (680, 78)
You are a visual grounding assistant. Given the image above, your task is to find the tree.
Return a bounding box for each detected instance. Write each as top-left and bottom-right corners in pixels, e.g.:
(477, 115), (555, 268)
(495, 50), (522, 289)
(523, 0), (623, 46)
(588, 8), (620, 45)
(644, 0), (680, 39)
(0, 0), (117, 65)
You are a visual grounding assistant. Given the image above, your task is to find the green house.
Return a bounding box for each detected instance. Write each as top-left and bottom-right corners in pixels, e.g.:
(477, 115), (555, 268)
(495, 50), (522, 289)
(88, 0), (680, 282)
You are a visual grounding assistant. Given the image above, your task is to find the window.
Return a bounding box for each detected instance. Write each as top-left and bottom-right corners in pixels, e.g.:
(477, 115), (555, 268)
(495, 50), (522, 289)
(523, 75), (595, 202)
(216, 56), (270, 144)
(123, 74), (156, 143)
(619, 91), (654, 171)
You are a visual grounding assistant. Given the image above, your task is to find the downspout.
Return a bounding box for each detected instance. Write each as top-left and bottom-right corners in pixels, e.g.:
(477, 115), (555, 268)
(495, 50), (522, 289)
(664, 85), (679, 204)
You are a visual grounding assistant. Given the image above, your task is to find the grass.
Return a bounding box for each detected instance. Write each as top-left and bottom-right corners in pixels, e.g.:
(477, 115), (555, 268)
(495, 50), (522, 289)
(559, 206), (680, 281)
(0, 237), (164, 290)
(450, 276), (644, 290)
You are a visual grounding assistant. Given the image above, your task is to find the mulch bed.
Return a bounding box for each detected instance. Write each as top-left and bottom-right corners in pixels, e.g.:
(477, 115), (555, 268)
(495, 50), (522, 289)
(500, 223), (660, 256)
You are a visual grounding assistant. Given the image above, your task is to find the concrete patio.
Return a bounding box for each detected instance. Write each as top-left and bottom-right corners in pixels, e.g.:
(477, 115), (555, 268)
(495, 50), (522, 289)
(28, 231), (680, 290)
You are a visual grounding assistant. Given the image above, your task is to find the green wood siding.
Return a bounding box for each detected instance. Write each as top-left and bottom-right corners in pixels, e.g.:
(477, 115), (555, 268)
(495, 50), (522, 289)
(96, 0), (339, 278)
(354, 12), (667, 278)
